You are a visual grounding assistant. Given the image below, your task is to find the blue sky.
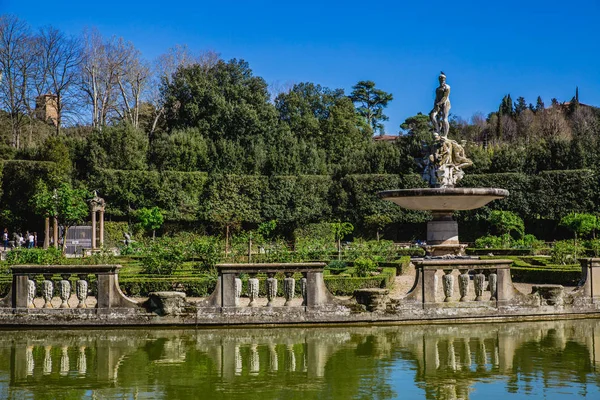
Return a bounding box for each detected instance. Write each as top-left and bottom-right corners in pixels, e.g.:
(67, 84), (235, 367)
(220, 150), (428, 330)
(2, 0), (599, 133)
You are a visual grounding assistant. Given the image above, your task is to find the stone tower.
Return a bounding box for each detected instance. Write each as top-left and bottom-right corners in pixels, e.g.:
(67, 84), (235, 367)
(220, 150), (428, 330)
(35, 93), (58, 126)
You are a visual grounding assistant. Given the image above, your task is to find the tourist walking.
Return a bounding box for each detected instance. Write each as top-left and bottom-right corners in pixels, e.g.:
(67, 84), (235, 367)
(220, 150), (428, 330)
(3, 228), (8, 250)
(28, 232), (35, 248)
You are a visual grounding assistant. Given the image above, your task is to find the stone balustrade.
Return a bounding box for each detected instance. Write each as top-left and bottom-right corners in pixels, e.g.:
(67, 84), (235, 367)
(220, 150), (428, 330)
(0, 265), (137, 310)
(203, 262), (336, 308)
(406, 259), (516, 307)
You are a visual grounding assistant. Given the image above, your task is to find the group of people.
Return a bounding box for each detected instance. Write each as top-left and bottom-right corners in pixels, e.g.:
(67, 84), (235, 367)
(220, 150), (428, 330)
(3, 228), (36, 251)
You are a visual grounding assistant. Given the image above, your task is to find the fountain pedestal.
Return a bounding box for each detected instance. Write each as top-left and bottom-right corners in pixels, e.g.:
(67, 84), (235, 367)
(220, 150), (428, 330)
(425, 212), (466, 256)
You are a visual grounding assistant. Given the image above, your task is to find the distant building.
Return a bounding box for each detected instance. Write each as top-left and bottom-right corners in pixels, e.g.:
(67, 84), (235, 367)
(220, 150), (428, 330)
(35, 93), (58, 126)
(373, 134), (398, 143)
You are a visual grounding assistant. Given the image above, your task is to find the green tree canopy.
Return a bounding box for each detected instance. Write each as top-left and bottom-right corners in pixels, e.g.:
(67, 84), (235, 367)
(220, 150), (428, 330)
(350, 80), (393, 135)
(31, 181), (89, 252)
(136, 206), (164, 239)
(559, 212), (597, 243)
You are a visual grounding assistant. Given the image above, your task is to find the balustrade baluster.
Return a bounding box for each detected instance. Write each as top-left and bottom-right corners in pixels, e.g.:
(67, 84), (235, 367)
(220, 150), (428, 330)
(248, 277), (259, 307)
(76, 275), (88, 308)
(301, 276), (307, 306)
(27, 278), (36, 309)
(474, 270), (486, 301)
(442, 270), (454, 302)
(458, 269), (469, 302)
(43, 275), (54, 308)
(58, 274), (71, 308)
(266, 274), (277, 307)
(284, 273), (295, 306)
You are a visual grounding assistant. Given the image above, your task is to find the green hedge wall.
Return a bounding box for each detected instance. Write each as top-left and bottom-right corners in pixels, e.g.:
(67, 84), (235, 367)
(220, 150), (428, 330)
(83, 169), (600, 240)
(510, 266), (582, 286)
(118, 267), (396, 298)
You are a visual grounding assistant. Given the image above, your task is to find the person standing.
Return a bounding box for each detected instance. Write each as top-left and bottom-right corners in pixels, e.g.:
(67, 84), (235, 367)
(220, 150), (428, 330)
(28, 232), (34, 248)
(2, 228), (8, 250)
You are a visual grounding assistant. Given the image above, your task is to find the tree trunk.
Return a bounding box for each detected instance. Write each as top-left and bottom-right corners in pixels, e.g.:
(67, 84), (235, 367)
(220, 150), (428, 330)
(61, 226), (68, 254)
(337, 238), (341, 261)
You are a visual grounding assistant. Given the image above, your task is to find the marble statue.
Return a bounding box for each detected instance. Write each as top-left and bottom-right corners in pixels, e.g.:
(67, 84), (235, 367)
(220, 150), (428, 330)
(416, 72), (472, 188)
(429, 71), (451, 138)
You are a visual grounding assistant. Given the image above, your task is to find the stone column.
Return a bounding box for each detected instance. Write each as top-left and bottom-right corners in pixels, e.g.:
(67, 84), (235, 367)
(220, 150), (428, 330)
(422, 267), (438, 305)
(99, 210), (105, 247)
(44, 217), (50, 249)
(220, 272), (237, 307)
(91, 210), (97, 250)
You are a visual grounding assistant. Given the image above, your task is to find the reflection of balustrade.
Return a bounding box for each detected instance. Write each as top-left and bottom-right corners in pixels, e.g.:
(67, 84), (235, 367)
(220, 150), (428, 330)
(407, 259), (515, 307)
(204, 263), (336, 308)
(4, 265), (138, 309)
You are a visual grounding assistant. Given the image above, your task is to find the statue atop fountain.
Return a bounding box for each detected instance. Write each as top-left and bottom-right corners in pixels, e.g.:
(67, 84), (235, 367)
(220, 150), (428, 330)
(419, 72), (473, 188)
(379, 72), (508, 256)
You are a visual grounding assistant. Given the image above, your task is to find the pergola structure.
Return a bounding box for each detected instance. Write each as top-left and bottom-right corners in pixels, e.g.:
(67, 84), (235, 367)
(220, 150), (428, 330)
(89, 191), (106, 250)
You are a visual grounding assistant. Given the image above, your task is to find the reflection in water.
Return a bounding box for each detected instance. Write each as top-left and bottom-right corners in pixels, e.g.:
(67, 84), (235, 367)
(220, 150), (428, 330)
(0, 319), (599, 399)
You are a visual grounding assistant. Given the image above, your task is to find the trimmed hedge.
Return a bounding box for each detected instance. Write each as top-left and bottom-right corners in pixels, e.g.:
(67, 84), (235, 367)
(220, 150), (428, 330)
(119, 276), (216, 297)
(119, 267), (396, 298)
(324, 267), (395, 295)
(511, 266), (581, 286)
(467, 248), (534, 256)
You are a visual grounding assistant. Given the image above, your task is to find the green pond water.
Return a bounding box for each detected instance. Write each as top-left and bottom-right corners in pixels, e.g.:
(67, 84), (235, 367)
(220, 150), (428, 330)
(1, 319), (599, 399)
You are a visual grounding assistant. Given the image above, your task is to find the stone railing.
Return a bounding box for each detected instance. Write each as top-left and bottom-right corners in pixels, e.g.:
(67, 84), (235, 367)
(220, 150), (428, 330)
(203, 262), (337, 308)
(0, 265), (138, 310)
(404, 259), (516, 307)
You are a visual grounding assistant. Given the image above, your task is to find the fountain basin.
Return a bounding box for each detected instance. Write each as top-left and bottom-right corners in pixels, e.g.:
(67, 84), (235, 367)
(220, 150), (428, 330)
(377, 188), (509, 211)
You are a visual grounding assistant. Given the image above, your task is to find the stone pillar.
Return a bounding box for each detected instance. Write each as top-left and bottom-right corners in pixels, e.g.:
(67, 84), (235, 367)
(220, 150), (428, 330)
(422, 267), (438, 305)
(53, 217), (59, 249)
(496, 267), (514, 305)
(579, 259), (600, 301)
(91, 210), (97, 250)
(13, 274), (31, 308)
(95, 273), (114, 308)
(99, 210), (105, 247)
(44, 217), (50, 249)
(221, 273), (237, 307)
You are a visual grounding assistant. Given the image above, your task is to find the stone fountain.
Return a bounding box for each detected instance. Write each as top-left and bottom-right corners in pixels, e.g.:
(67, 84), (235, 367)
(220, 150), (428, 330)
(378, 72), (509, 256)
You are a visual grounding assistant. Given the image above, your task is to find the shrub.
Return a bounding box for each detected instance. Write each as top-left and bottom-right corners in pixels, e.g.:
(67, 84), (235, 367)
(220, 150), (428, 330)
(140, 237), (186, 275)
(550, 240), (585, 265)
(474, 235), (505, 249)
(6, 247), (64, 265)
(187, 235), (222, 272)
(326, 260), (348, 275)
(354, 257), (377, 277)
